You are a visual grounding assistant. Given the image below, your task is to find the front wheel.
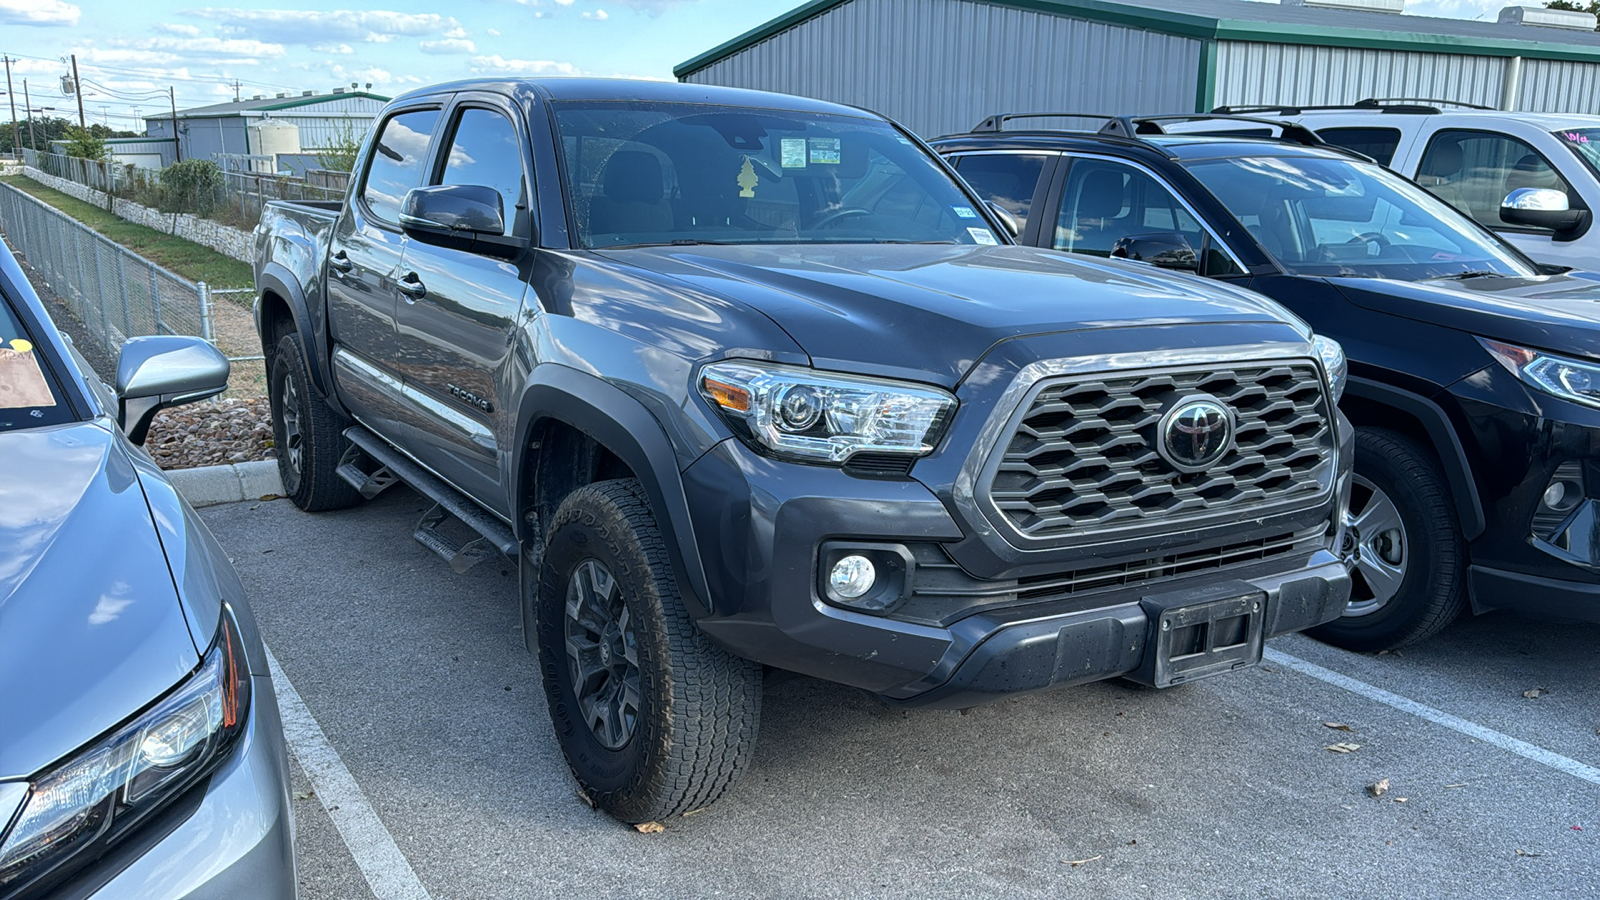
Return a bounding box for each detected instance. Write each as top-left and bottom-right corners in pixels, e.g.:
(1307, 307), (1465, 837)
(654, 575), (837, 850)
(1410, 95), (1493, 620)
(534, 479), (761, 823)
(1307, 428), (1466, 651)
(268, 333), (360, 512)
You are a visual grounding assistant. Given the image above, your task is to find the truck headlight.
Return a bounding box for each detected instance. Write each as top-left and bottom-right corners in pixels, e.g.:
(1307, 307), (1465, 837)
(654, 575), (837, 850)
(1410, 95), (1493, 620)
(1313, 335), (1347, 403)
(0, 606), (252, 898)
(700, 361), (956, 464)
(1481, 338), (1600, 410)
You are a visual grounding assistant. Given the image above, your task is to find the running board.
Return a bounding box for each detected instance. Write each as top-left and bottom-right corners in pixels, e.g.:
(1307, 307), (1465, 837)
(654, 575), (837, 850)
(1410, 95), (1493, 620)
(341, 426), (519, 573)
(335, 443), (401, 499)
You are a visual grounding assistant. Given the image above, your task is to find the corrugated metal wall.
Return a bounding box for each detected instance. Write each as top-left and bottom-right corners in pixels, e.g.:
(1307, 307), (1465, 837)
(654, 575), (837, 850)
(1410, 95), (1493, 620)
(1519, 59), (1600, 114)
(1213, 41), (1508, 109)
(683, 0), (1202, 137)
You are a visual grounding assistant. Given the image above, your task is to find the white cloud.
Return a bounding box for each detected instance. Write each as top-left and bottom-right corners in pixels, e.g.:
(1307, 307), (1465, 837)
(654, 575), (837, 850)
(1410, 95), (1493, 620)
(554, 0), (575, 5)
(581, 9), (609, 19)
(468, 55), (580, 75)
(419, 37), (476, 54)
(0, 0), (79, 26)
(153, 23), (201, 36)
(313, 43), (355, 55)
(187, 9), (462, 46)
(444, 25), (469, 38)
(486, 27), (502, 36)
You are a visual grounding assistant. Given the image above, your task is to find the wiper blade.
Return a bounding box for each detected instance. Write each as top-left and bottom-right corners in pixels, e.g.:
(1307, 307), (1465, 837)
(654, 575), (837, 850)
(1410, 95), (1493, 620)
(1427, 270), (1506, 281)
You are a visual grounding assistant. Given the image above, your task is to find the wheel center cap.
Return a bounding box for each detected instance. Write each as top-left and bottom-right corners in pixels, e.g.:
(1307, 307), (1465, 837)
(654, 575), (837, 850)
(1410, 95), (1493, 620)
(599, 641), (614, 666)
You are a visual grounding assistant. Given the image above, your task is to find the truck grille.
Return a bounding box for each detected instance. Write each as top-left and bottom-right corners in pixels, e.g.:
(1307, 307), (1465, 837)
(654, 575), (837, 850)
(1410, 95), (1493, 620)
(986, 363), (1334, 542)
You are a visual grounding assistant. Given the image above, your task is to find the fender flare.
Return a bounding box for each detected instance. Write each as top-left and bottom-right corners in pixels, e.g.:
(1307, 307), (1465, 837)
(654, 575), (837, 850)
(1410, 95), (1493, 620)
(512, 365), (713, 618)
(256, 262), (330, 397)
(1346, 376), (1486, 540)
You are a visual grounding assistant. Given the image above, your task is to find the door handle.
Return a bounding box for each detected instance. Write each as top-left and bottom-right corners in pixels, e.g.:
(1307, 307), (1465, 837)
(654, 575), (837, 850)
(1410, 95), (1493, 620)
(397, 273), (427, 300)
(329, 251), (354, 273)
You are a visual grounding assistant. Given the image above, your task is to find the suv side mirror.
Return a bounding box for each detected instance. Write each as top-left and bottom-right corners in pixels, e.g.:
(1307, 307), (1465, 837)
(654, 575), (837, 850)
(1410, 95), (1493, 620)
(985, 201), (1021, 238)
(115, 335), (229, 445)
(400, 184), (528, 257)
(1110, 233), (1199, 272)
(1501, 188), (1587, 236)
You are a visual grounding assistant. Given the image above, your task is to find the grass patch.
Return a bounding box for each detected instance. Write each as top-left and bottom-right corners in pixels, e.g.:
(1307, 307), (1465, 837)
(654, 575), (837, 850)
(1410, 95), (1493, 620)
(1, 175), (253, 289)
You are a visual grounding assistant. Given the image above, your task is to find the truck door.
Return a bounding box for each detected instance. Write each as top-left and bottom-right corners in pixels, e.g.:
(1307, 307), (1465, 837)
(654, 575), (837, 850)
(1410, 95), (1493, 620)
(388, 96), (532, 513)
(327, 104), (443, 441)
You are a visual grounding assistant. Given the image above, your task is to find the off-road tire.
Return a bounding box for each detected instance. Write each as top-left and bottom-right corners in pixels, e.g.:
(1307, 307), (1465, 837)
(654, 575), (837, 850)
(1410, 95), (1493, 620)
(535, 479), (761, 823)
(269, 333), (361, 512)
(1308, 428), (1466, 651)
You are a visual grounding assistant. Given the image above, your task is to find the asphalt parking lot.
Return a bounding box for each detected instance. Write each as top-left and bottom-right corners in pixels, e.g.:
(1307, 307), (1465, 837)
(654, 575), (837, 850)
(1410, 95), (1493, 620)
(202, 487), (1599, 900)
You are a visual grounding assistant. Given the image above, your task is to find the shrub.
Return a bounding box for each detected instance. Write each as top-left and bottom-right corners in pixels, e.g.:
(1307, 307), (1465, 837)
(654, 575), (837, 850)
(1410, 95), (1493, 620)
(159, 159), (226, 215)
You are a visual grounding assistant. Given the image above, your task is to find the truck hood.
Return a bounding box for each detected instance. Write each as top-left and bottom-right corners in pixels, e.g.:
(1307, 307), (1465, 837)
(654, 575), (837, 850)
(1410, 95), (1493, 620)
(595, 244), (1299, 386)
(0, 421), (199, 779)
(1332, 270), (1600, 358)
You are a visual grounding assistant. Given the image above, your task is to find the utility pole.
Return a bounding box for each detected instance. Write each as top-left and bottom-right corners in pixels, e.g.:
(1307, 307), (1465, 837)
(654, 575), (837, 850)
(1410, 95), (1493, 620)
(231, 79), (241, 102)
(168, 86), (180, 162)
(70, 54), (86, 129)
(23, 79), (35, 152)
(4, 56), (18, 156)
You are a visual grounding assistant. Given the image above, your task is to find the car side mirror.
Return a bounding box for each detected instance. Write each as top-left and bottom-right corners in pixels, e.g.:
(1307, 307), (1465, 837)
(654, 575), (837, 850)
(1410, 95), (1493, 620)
(115, 335), (230, 445)
(985, 201), (1021, 238)
(1501, 188), (1587, 235)
(400, 184), (529, 257)
(1110, 233), (1199, 272)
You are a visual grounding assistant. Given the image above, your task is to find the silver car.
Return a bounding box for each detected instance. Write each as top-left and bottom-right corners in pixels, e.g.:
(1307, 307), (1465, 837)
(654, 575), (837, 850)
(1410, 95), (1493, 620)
(0, 239), (295, 899)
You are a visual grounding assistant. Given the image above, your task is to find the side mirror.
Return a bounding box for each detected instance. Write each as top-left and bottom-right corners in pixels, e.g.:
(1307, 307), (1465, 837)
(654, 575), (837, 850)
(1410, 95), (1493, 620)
(399, 184), (527, 257)
(1110, 233), (1199, 272)
(985, 201), (1021, 238)
(1501, 188), (1587, 235)
(115, 335), (229, 445)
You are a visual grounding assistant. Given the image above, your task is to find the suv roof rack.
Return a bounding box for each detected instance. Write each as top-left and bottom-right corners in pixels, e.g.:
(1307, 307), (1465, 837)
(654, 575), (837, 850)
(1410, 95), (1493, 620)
(1211, 97), (1496, 116)
(969, 111), (1358, 155)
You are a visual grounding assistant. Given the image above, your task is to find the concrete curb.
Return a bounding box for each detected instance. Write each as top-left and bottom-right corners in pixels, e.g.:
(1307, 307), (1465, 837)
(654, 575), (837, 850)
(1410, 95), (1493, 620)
(166, 460), (284, 508)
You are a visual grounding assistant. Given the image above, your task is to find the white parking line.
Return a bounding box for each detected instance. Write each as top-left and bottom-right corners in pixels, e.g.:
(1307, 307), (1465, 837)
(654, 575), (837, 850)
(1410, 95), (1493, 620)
(266, 646), (435, 900)
(1265, 648), (1600, 787)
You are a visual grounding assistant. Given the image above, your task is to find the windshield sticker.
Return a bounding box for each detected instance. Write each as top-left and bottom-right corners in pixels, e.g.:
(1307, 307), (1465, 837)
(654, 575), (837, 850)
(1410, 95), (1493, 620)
(1565, 132), (1591, 144)
(808, 137), (842, 165)
(737, 157), (759, 198)
(968, 227), (998, 246)
(780, 138), (808, 169)
(0, 341), (55, 410)
(953, 206), (978, 219)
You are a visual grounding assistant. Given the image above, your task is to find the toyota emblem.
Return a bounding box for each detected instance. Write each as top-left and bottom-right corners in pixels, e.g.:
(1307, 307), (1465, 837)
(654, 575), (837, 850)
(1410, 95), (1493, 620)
(1158, 397), (1235, 473)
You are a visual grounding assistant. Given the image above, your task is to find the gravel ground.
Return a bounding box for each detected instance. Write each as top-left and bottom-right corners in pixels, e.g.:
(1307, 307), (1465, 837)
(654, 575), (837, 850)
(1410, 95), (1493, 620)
(144, 397), (278, 470)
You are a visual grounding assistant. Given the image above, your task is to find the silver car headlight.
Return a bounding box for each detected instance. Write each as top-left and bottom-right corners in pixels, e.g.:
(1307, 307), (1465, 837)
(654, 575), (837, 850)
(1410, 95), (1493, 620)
(699, 361), (957, 464)
(1481, 338), (1600, 409)
(0, 605), (252, 898)
(1313, 335), (1347, 403)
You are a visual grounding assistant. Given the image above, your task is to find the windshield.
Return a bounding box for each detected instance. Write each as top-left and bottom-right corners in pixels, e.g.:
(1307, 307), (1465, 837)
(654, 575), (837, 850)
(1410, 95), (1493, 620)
(0, 293), (72, 432)
(1557, 129), (1600, 179)
(1183, 154), (1536, 280)
(553, 102), (1000, 249)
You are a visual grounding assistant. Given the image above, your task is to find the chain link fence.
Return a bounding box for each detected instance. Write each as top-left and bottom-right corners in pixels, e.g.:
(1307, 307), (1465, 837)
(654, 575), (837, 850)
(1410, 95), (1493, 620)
(0, 180), (266, 398)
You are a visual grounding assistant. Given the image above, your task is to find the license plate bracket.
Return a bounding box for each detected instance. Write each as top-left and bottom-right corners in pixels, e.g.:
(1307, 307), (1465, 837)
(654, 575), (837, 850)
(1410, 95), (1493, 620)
(1131, 580), (1267, 688)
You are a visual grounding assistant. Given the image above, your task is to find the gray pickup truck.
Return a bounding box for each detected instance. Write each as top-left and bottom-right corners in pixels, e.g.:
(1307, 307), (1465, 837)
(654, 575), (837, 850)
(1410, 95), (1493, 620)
(254, 77), (1354, 823)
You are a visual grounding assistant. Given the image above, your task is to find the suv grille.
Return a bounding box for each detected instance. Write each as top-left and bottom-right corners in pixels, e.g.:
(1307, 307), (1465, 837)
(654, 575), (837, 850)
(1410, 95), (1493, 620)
(987, 363), (1334, 542)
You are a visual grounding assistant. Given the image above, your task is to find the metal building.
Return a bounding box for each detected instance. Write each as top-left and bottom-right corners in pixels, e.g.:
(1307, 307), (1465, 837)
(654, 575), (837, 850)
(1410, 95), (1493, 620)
(142, 89), (389, 167)
(676, 0), (1600, 138)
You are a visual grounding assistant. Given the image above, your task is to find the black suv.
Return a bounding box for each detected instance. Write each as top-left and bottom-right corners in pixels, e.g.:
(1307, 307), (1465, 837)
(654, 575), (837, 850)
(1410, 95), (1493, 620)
(934, 114), (1600, 650)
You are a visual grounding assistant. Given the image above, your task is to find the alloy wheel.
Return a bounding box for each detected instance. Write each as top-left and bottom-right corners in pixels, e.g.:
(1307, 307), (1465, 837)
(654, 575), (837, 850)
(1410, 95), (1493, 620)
(1343, 474), (1407, 617)
(277, 369), (303, 477)
(563, 559), (641, 750)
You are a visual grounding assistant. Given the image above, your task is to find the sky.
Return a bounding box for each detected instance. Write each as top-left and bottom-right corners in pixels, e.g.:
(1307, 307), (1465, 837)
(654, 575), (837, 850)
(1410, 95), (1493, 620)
(0, 0), (1553, 132)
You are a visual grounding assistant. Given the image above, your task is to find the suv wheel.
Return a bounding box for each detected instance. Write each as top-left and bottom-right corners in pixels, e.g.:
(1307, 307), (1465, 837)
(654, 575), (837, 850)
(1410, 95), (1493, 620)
(535, 479), (761, 823)
(268, 333), (360, 512)
(1308, 428), (1466, 651)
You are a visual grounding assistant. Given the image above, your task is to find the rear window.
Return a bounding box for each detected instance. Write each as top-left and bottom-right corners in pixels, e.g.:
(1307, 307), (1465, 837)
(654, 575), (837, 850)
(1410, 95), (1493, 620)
(0, 293), (73, 432)
(1315, 127), (1403, 167)
(361, 108), (441, 225)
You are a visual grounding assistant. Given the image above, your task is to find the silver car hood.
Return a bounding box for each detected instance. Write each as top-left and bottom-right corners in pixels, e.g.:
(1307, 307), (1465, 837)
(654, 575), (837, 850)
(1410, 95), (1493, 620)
(0, 421), (199, 779)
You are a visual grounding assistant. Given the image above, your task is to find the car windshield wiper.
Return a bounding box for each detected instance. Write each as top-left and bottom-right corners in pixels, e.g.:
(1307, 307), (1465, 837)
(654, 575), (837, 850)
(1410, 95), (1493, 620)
(1426, 270), (1507, 282)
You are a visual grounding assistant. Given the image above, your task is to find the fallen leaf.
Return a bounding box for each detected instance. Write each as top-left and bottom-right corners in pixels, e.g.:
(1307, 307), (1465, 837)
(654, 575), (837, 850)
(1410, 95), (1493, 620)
(1444, 783), (1467, 789)
(1515, 849), (1543, 858)
(681, 808), (707, 818)
(1065, 855), (1102, 867)
(1368, 778), (1390, 798)
(1523, 687), (1550, 699)
(292, 790), (315, 801)
(1324, 722), (1355, 732)
(634, 821), (666, 834)
(1326, 742), (1362, 753)
(1392, 797), (1409, 803)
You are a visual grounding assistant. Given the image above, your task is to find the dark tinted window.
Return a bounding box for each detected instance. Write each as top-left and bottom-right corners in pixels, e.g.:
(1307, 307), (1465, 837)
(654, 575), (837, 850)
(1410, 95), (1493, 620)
(952, 153), (1047, 231)
(1054, 158), (1241, 275)
(438, 108), (525, 236)
(1316, 127), (1403, 166)
(362, 108), (440, 224)
(1415, 130), (1572, 231)
(0, 293), (73, 432)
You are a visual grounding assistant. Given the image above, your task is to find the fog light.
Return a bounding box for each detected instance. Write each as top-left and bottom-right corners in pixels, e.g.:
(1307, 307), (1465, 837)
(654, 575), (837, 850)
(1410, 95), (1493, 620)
(1545, 481), (1581, 512)
(829, 555), (876, 599)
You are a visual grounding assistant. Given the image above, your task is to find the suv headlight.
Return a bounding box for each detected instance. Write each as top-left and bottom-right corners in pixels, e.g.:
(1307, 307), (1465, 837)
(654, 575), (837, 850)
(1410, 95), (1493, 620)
(0, 605), (252, 898)
(699, 361), (957, 464)
(1481, 338), (1600, 410)
(1313, 335), (1347, 403)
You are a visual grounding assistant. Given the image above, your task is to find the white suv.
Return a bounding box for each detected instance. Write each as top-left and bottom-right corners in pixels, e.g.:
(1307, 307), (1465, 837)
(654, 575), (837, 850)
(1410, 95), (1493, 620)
(1229, 100), (1600, 270)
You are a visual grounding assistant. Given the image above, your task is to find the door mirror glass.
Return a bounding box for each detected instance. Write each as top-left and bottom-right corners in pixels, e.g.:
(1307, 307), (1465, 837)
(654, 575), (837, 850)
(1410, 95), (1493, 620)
(1110, 233), (1198, 271)
(400, 184), (506, 236)
(986, 201), (1021, 237)
(1501, 187), (1586, 234)
(115, 335), (229, 445)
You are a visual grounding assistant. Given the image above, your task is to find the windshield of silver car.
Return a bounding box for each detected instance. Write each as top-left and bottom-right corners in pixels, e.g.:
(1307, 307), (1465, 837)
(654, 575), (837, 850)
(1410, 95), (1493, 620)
(553, 102), (1001, 249)
(1183, 154), (1536, 280)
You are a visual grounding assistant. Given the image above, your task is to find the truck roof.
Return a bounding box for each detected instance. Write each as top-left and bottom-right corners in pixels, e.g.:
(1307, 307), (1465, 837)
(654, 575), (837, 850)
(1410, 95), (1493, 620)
(385, 77), (882, 121)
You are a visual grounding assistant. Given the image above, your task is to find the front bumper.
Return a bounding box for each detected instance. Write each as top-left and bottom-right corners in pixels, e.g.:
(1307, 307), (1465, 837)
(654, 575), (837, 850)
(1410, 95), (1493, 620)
(685, 438), (1351, 708)
(72, 674), (295, 900)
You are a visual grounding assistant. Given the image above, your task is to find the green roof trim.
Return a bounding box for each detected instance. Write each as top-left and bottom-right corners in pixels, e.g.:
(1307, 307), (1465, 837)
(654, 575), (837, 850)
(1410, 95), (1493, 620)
(257, 91), (391, 112)
(675, 0), (1600, 78)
